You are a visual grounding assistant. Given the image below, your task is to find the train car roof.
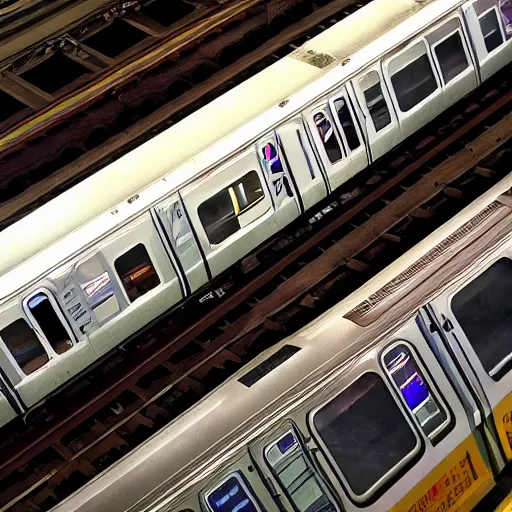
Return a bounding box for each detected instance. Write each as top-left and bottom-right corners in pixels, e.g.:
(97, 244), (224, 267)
(51, 173), (512, 512)
(0, 0), (454, 298)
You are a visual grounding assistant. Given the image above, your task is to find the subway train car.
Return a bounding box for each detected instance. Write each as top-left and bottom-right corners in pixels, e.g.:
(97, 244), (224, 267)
(50, 171), (512, 512)
(0, 0), (511, 430)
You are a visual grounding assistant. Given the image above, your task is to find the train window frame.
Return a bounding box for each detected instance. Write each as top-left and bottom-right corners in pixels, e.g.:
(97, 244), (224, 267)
(311, 107), (344, 165)
(22, 288), (76, 357)
(198, 170), (266, 246)
(329, 95), (361, 153)
(478, 6), (505, 54)
(309, 371), (423, 504)
(263, 424), (339, 512)
(204, 471), (262, 512)
(76, 255), (120, 326)
(359, 70), (392, 132)
(432, 28), (470, 85)
(114, 243), (161, 303)
(388, 40), (439, 113)
(0, 318), (50, 376)
(450, 257), (512, 382)
(380, 341), (452, 444)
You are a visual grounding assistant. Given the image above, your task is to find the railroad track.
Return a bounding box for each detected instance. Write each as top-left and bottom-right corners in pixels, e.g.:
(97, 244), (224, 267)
(1, 55), (512, 511)
(0, 0), (371, 228)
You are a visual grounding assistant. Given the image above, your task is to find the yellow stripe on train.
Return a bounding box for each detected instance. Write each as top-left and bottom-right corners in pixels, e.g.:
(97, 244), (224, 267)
(391, 435), (494, 512)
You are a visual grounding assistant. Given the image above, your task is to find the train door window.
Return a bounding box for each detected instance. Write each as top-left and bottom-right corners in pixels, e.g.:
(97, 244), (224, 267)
(0, 319), (49, 375)
(382, 344), (449, 440)
(115, 243), (161, 303)
(26, 292), (73, 355)
(433, 31), (469, 84)
(261, 142), (293, 200)
(312, 372), (420, 501)
(360, 71), (391, 132)
(198, 171), (264, 245)
(452, 258), (512, 381)
(390, 43), (438, 112)
(479, 8), (504, 53)
(205, 473), (261, 512)
(313, 111), (343, 164)
(77, 256), (120, 325)
(333, 97), (360, 151)
(265, 430), (337, 512)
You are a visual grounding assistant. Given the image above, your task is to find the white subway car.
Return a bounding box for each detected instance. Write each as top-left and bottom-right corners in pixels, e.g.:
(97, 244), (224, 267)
(0, 0), (511, 430)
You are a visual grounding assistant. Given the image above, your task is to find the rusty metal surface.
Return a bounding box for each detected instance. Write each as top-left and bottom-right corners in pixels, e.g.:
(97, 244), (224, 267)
(0, 63), (511, 511)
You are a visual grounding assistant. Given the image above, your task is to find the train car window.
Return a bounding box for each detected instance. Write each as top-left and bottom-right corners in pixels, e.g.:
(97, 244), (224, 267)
(382, 344), (449, 440)
(198, 171), (264, 245)
(434, 31), (469, 84)
(390, 50), (438, 112)
(333, 97), (360, 151)
(313, 112), (343, 163)
(115, 243), (161, 303)
(265, 430), (337, 512)
(312, 372), (419, 500)
(479, 8), (504, 53)
(0, 319), (49, 375)
(205, 472), (261, 512)
(360, 72), (391, 132)
(452, 258), (512, 381)
(77, 256), (120, 325)
(27, 292), (73, 355)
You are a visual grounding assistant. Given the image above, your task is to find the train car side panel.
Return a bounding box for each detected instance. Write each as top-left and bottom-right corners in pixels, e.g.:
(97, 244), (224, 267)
(182, 148), (299, 278)
(389, 435), (493, 512)
(463, 0), (512, 82)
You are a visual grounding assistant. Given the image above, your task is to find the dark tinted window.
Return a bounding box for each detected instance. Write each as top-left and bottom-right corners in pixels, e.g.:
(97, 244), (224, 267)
(435, 32), (469, 84)
(452, 258), (512, 380)
(480, 9), (503, 53)
(313, 112), (342, 163)
(198, 171), (264, 245)
(115, 243), (160, 302)
(265, 430), (336, 512)
(207, 474), (259, 512)
(334, 97), (360, 151)
(391, 54), (437, 112)
(362, 75), (391, 132)
(27, 293), (72, 355)
(383, 345), (448, 439)
(313, 372), (418, 497)
(1, 319), (49, 375)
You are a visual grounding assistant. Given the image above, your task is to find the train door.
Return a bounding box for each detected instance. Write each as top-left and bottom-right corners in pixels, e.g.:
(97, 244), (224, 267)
(152, 193), (209, 294)
(462, 0), (512, 83)
(257, 130), (303, 215)
(0, 373), (20, 427)
(351, 64), (401, 162)
(427, 254), (512, 468)
(181, 147), (299, 278)
(88, 212), (183, 356)
(303, 86), (367, 192)
(0, 325), (24, 428)
(275, 118), (328, 212)
(425, 15), (478, 112)
(251, 318), (494, 512)
(382, 37), (444, 141)
(0, 289), (97, 409)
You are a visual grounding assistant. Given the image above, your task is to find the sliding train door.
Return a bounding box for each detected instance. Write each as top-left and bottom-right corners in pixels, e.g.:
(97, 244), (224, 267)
(427, 252), (512, 470)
